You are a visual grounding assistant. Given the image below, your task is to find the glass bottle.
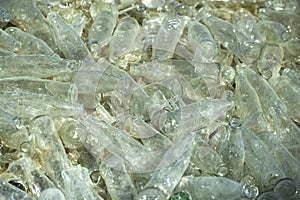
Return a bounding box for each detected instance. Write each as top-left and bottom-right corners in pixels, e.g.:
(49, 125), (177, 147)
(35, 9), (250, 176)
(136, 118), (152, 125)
(202, 14), (260, 64)
(5, 27), (57, 56)
(100, 156), (137, 200)
(258, 45), (284, 80)
(217, 118), (244, 180)
(258, 20), (291, 44)
(137, 132), (195, 199)
(0, 77), (77, 102)
(0, 92), (83, 119)
(176, 176), (259, 200)
(257, 132), (300, 183)
(152, 14), (187, 61)
(187, 20), (218, 61)
(89, 10), (117, 54)
(0, 54), (78, 79)
(234, 71), (269, 133)
(242, 126), (286, 190)
(30, 116), (72, 189)
(48, 12), (89, 61)
(192, 138), (228, 176)
(270, 76), (300, 123)
(109, 16), (140, 61)
(269, 106), (300, 160)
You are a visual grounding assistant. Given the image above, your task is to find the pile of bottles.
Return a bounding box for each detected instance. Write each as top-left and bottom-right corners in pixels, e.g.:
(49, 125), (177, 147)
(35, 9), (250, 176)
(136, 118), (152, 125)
(0, 0), (299, 199)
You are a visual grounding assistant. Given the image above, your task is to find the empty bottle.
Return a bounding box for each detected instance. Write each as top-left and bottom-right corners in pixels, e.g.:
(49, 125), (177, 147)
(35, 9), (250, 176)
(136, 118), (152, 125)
(202, 14), (260, 64)
(5, 27), (56, 56)
(234, 71), (269, 133)
(258, 20), (291, 43)
(89, 10), (117, 54)
(100, 156), (137, 200)
(48, 12), (89, 61)
(109, 16), (140, 61)
(271, 76), (300, 123)
(7, 157), (55, 198)
(157, 99), (230, 138)
(152, 14), (187, 61)
(192, 138), (228, 176)
(137, 132), (195, 199)
(61, 166), (103, 200)
(269, 106), (300, 160)
(0, 92), (83, 119)
(0, 77), (77, 102)
(176, 176), (259, 200)
(258, 8), (300, 40)
(244, 67), (287, 124)
(30, 116), (72, 188)
(258, 45), (284, 79)
(232, 11), (262, 43)
(0, 54), (78, 79)
(187, 20), (218, 61)
(0, 0), (56, 49)
(217, 118), (244, 180)
(257, 132), (300, 184)
(242, 126), (286, 190)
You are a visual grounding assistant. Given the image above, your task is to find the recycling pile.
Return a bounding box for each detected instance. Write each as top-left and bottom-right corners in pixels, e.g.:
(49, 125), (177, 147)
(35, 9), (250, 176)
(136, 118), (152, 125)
(0, 0), (299, 199)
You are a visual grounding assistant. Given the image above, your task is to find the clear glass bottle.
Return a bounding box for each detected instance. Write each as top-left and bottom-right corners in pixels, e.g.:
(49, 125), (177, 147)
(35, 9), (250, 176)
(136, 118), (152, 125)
(48, 12), (89, 61)
(100, 156), (137, 200)
(234, 71), (269, 133)
(0, 77), (77, 102)
(152, 14), (187, 61)
(242, 126), (286, 190)
(176, 176), (259, 200)
(89, 10), (117, 54)
(5, 27), (56, 56)
(187, 20), (218, 61)
(137, 132), (195, 199)
(202, 14), (260, 64)
(109, 16), (140, 61)
(257, 132), (300, 183)
(217, 118), (244, 181)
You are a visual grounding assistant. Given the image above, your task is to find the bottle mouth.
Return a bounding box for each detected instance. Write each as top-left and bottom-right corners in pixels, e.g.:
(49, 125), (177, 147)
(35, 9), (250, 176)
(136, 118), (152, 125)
(216, 164), (228, 177)
(274, 178), (299, 199)
(242, 184), (259, 199)
(256, 190), (282, 200)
